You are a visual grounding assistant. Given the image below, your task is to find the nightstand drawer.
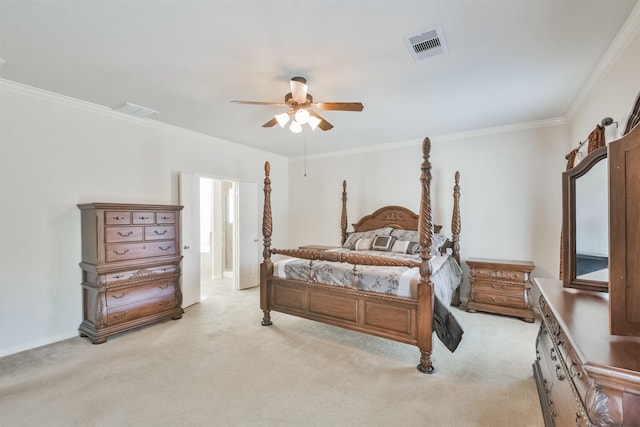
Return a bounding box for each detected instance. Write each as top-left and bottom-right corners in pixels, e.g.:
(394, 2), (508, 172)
(472, 291), (527, 309)
(472, 279), (527, 297)
(471, 268), (526, 282)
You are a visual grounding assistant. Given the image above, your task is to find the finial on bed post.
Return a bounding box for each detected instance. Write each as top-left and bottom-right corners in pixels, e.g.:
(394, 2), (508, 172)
(262, 161), (273, 263)
(451, 171), (461, 265)
(417, 137), (435, 374)
(341, 180), (348, 246)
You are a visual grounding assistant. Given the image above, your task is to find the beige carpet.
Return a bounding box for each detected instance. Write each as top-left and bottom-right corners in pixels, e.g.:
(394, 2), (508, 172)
(0, 283), (543, 427)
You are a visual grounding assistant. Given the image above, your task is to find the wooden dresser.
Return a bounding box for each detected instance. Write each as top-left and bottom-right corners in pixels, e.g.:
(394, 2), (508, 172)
(533, 278), (640, 427)
(78, 203), (184, 344)
(466, 258), (535, 322)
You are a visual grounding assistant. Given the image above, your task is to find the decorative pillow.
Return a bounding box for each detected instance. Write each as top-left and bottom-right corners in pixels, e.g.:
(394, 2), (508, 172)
(432, 232), (449, 256)
(391, 240), (410, 253)
(407, 241), (421, 255)
(354, 237), (374, 251)
(390, 229), (419, 242)
(343, 227), (394, 249)
(371, 235), (396, 251)
(391, 240), (421, 255)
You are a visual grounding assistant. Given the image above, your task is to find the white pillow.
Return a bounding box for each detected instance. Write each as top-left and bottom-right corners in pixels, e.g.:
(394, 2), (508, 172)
(354, 237), (374, 250)
(391, 240), (410, 253)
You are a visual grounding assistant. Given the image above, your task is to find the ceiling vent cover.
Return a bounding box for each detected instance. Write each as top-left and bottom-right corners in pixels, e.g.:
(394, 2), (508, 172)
(404, 25), (448, 61)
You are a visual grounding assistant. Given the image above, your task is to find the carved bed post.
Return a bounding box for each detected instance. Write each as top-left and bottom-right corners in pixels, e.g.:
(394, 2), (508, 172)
(260, 161), (273, 326)
(341, 180), (348, 245)
(451, 171), (461, 265)
(417, 137), (435, 374)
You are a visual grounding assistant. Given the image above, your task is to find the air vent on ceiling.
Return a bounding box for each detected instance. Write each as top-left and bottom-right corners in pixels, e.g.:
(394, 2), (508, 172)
(404, 25), (448, 61)
(113, 102), (158, 118)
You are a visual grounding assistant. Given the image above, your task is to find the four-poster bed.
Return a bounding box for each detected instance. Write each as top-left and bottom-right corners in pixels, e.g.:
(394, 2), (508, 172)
(259, 137), (463, 373)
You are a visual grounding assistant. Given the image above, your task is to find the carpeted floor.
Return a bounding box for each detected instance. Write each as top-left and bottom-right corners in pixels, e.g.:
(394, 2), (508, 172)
(0, 281), (544, 426)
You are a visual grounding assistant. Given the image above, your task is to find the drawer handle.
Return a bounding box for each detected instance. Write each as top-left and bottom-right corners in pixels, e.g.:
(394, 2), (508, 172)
(159, 245), (171, 251)
(138, 216), (150, 220)
(154, 230), (168, 235)
(112, 311), (128, 319)
(158, 284), (170, 289)
(160, 216), (172, 220)
(111, 292), (126, 299)
(117, 231), (134, 237)
(550, 347), (557, 361)
(113, 249), (129, 256)
(113, 274), (125, 279)
(490, 296), (506, 304)
(491, 284), (506, 290)
(112, 216), (127, 221)
(555, 364), (565, 381)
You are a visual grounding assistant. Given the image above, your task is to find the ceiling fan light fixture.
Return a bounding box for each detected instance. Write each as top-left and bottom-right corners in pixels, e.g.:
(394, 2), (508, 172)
(275, 112), (290, 128)
(289, 121), (302, 133)
(307, 115), (322, 131)
(294, 109), (310, 124)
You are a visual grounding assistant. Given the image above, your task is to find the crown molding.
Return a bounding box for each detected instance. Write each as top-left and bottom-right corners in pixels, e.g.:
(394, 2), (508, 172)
(0, 78), (285, 159)
(291, 116), (569, 162)
(566, 1), (640, 119)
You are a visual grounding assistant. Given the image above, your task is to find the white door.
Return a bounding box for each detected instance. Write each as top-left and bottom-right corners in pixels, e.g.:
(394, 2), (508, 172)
(179, 172), (201, 307)
(235, 181), (260, 290)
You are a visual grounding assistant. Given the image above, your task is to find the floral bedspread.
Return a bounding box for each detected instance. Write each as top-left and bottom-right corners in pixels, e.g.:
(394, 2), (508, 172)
(274, 249), (462, 306)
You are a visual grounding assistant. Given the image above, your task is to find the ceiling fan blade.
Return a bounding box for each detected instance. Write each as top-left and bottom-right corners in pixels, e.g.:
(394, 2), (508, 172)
(290, 77), (308, 103)
(231, 100), (288, 107)
(262, 117), (278, 128)
(309, 111), (334, 131)
(313, 102), (364, 111)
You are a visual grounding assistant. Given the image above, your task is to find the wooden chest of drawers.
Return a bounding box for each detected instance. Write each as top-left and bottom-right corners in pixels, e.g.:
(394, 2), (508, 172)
(533, 278), (640, 427)
(466, 258), (535, 322)
(78, 203), (184, 343)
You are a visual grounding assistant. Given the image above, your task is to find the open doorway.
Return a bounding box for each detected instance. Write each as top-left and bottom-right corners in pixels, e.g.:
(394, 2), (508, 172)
(180, 173), (260, 307)
(200, 177), (236, 299)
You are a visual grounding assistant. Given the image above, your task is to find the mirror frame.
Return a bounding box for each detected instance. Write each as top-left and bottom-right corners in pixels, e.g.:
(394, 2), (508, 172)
(562, 144), (608, 292)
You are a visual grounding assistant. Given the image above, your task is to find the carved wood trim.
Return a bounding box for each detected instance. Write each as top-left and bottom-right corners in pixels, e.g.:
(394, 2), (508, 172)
(351, 205), (419, 232)
(272, 248), (421, 268)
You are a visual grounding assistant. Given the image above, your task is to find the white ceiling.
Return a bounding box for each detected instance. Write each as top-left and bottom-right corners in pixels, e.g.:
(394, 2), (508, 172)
(1, 1), (637, 157)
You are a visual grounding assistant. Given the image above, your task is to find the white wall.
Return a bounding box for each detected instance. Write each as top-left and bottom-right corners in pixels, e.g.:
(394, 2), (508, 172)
(570, 8), (640, 141)
(0, 81), (289, 356)
(287, 123), (568, 302)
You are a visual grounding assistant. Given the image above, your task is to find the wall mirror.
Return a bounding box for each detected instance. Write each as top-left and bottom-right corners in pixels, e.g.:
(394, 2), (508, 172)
(562, 145), (609, 292)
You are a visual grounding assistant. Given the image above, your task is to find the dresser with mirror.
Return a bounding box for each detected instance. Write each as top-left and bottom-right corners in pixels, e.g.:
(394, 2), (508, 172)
(533, 93), (640, 426)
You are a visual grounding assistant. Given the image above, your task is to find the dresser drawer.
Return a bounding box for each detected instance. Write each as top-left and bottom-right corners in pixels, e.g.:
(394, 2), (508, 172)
(156, 212), (176, 224)
(105, 211), (131, 225)
(472, 267), (526, 282)
(472, 290), (527, 309)
(106, 295), (177, 326)
(145, 225), (176, 241)
(106, 279), (176, 307)
(105, 241), (177, 262)
(132, 212), (155, 224)
(105, 226), (143, 243)
(105, 264), (177, 284)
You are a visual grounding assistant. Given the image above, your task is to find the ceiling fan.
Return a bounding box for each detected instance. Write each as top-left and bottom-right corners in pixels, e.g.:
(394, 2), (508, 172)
(231, 77), (364, 133)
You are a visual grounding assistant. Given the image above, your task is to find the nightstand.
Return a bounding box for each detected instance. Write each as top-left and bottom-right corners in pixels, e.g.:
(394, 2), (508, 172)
(466, 258), (535, 323)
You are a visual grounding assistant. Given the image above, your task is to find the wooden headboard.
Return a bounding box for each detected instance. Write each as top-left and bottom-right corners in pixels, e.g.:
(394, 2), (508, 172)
(351, 205), (443, 234)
